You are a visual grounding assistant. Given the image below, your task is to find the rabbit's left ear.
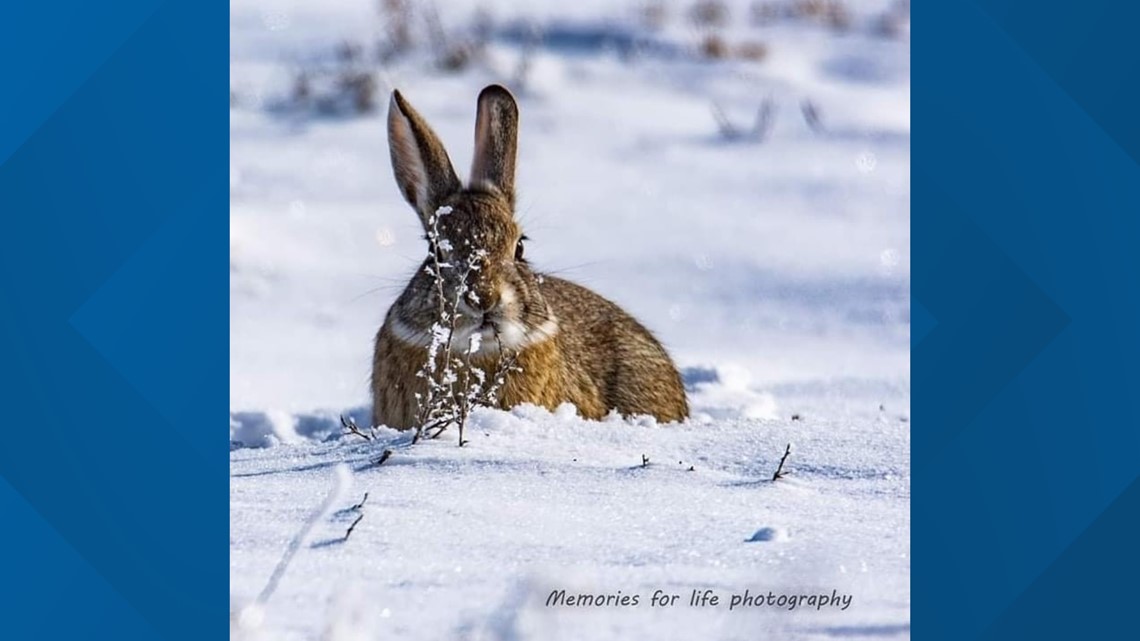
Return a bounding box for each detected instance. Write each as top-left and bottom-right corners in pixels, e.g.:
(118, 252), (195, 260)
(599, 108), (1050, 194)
(469, 85), (519, 207)
(388, 90), (462, 225)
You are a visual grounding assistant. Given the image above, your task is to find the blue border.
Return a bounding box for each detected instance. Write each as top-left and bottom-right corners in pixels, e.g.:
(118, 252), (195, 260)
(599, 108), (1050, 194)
(1, 1), (227, 638)
(3, 1), (1138, 638)
(915, 2), (1140, 638)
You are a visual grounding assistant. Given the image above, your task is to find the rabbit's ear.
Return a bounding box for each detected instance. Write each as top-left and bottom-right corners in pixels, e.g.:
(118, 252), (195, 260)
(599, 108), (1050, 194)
(388, 90), (462, 223)
(469, 85), (519, 207)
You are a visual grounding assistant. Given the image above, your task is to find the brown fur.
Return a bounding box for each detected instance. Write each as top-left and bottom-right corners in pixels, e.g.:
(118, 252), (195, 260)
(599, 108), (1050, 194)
(372, 276), (688, 428)
(372, 85), (689, 429)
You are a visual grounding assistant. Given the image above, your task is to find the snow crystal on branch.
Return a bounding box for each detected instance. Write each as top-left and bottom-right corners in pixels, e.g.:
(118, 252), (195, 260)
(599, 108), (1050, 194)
(413, 206), (521, 446)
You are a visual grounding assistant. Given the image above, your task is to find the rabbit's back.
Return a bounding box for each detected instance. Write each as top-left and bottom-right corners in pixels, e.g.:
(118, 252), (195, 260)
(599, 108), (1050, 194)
(538, 276), (689, 422)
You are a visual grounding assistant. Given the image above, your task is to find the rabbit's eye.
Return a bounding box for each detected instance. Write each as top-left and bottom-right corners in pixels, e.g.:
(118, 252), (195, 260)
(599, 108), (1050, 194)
(514, 238), (526, 261)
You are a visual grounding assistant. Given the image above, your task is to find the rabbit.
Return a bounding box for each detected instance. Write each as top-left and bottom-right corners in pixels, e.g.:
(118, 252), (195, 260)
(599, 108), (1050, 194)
(371, 84), (688, 429)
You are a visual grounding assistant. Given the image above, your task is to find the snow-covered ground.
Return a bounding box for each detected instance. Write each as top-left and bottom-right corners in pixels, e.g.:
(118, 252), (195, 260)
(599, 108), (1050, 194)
(231, 0), (909, 638)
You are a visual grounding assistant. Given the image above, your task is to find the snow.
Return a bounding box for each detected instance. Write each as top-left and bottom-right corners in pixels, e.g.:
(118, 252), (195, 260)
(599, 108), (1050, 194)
(747, 526), (791, 543)
(230, 0), (909, 638)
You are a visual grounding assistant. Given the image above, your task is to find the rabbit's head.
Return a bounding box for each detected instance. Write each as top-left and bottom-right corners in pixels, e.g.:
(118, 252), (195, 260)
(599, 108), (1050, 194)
(386, 85), (556, 353)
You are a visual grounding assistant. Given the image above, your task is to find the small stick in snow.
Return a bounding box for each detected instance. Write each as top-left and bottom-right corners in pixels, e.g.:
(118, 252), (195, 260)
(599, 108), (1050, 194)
(801, 99), (825, 134)
(711, 102), (741, 140)
(373, 449), (393, 467)
(713, 98), (776, 142)
(772, 443), (792, 481)
(349, 492), (369, 511)
(343, 513), (364, 541)
(341, 415), (374, 441)
(753, 98), (776, 141)
(641, 454), (650, 468)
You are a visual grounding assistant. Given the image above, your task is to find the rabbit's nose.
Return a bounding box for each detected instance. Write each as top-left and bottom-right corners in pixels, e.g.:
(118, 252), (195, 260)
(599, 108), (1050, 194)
(465, 282), (499, 314)
(477, 291), (501, 314)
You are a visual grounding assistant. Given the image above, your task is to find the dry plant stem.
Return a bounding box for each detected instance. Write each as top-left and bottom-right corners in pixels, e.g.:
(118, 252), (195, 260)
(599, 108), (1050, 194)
(414, 209), (458, 443)
(772, 443), (792, 481)
(801, 99), (824, 133)
(712, 99), (776, 142)
(754, 98), (776, 140)
(344, 513), (364, 541)
(341, 415), (373, 441)
(350, 492), (369, 511)
(412, 208), (521, 446)
(712, 102), (739, 139)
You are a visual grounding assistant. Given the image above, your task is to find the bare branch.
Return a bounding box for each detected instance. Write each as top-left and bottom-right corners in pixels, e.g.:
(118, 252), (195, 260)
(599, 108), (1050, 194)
(349, 492), (369, 511)
(753, 98), (776, 141)
(343, 513), (364, 541)
(772, 443), (792, 481)
(711, 102), (740, 139)
(713, 98), (777, 142)
(341, 415), (374, 441)
(801, 98), (825, 134)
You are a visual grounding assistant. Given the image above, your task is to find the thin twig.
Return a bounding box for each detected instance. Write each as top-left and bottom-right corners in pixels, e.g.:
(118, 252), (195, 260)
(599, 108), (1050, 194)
(711, 102), (739, 139)
(341, 415), (374, 441)
(343, 513), (364, 541)
(349, 492), (369, 511)
(753, 97), (776, 141)
(772, 443), (792, 481)
(801, 98), (825, 134)
(713, 98), (776, 142)
(410, 208), (522, 447)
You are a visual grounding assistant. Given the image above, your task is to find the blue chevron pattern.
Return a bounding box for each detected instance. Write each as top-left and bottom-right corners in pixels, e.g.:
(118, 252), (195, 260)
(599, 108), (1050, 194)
(0, 2), (226, 639)
(915, 1), (1140, 639)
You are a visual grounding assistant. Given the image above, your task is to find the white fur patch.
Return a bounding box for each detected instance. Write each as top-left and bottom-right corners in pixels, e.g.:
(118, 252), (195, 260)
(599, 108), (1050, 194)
(499, 285), (517, 306)
(389, 316), (558, 354)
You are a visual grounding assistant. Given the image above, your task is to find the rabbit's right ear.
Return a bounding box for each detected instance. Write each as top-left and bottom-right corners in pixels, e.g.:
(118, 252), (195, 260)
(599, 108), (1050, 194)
(469, 85), (519, 207)
(388, 90), (462, 224)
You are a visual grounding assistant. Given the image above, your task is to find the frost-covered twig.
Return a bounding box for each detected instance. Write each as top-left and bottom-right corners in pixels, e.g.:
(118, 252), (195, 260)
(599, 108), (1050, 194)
(772, 443), (792, 481)
(412, 206), (521, 446)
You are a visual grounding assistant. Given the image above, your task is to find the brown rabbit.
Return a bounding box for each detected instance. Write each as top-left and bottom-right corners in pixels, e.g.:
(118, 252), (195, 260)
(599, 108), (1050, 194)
(371, 84), (688, 429)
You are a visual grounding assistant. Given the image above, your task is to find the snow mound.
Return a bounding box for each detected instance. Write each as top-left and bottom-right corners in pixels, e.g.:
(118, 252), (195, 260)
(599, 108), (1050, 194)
(747, 526), (791, 542)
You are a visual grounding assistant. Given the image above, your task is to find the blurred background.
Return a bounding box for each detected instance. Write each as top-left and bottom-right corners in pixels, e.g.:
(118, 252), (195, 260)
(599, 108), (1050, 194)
(229, 0), (911, 418)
